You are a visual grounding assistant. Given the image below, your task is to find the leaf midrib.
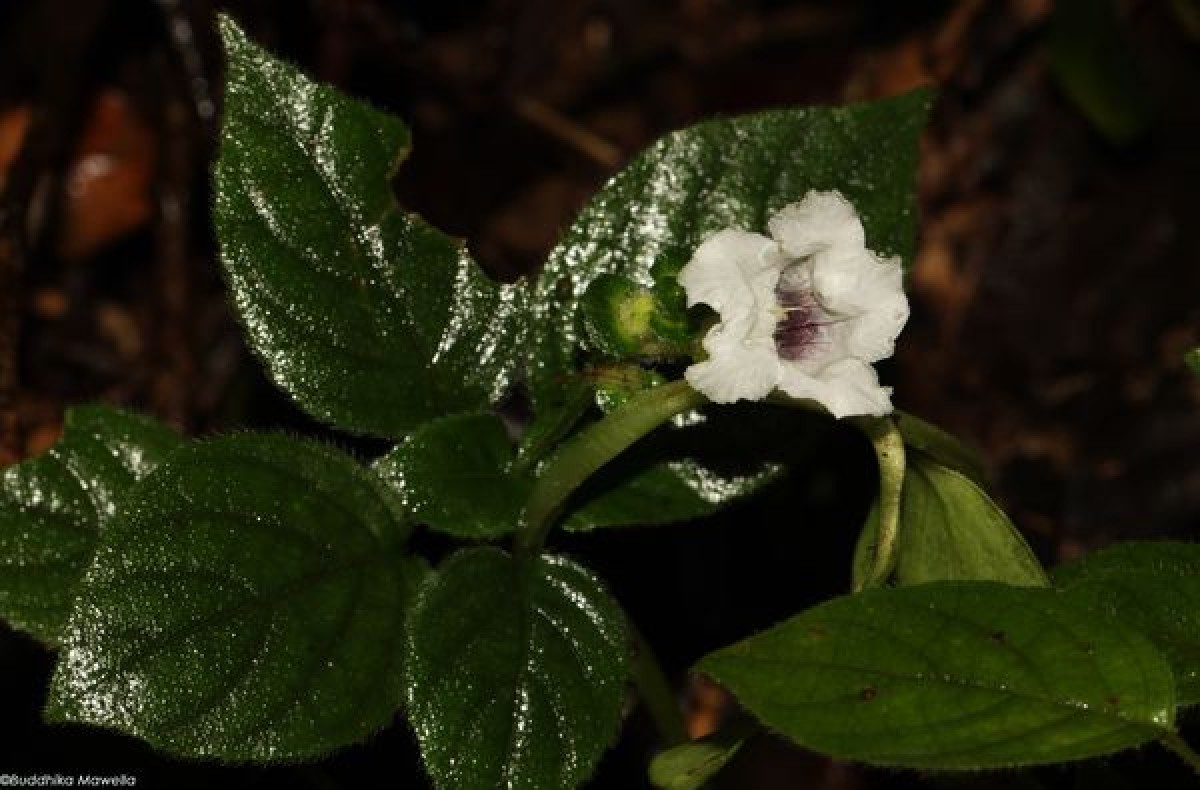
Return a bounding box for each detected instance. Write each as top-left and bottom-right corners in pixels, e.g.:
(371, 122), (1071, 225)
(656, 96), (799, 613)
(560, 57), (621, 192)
(239, 86), (440, 366)
(705, 650), (1168, 734)
(220, 64), (469, 422)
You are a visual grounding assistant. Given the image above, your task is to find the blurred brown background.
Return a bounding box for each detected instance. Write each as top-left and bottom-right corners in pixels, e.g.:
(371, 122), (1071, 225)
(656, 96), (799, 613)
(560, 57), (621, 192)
(0, 0), (1197, 787)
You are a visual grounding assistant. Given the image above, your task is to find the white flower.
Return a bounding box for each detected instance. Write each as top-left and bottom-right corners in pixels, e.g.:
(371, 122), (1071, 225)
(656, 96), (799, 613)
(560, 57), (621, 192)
(677, 190), (908, 417)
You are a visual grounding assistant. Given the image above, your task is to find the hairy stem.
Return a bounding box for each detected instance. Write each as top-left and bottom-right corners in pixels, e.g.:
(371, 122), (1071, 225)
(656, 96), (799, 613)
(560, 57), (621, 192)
(629, 621), (687, 747)
(515, 378), (705, 555)
(852, 415), (906, 591)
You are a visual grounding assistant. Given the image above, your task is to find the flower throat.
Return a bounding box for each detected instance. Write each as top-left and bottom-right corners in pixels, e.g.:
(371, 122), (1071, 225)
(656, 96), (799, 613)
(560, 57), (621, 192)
(773, 283), (824, 361)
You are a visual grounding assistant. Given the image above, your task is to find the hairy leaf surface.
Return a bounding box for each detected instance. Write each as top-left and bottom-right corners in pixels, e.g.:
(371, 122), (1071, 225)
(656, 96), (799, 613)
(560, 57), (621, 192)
(47, 435), (421, 760)
(700, 582), (1176, 769)
(1055, 541), (1200, 705)
(217, 16), (526, 437)
(404, 548), (627, 790)
(0, 406), (179, 643)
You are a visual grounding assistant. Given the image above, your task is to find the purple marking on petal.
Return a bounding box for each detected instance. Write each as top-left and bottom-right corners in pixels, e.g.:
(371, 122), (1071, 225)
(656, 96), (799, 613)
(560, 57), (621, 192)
(773, 286), (825, 361)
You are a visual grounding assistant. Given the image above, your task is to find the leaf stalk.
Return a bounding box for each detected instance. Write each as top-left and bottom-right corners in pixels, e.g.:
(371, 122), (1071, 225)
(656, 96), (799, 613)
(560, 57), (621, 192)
(629, 620), (688, 747)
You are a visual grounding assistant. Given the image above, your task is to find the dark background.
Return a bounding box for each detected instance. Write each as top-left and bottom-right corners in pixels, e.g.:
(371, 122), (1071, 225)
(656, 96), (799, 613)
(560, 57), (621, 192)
(0, 0), (1197, 787)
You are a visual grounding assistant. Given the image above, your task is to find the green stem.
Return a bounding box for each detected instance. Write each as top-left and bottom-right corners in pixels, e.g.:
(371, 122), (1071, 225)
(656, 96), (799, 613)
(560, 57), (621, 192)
(1161, 732), (1200, 775)
(629, 621), (688, 747)
(852, 415), (906, 591)
(515, 378), (705, 555)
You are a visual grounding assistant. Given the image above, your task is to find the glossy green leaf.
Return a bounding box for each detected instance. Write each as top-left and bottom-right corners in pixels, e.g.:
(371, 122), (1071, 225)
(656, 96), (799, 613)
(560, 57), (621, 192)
(699, 582), (1177, 770)
(1185, 347), (1200, 378)
(529, 88), (931, 401)
(215, 16), (527, 438)
(1054, 542), (1200, 705)
(373, 414), (529, 539)
(46, 434), (421, 760)
(404, 547), (627, 790)
(0, 406), (179, 643)
(852, 456), (1048, 589)
(894, 410), (987, 488)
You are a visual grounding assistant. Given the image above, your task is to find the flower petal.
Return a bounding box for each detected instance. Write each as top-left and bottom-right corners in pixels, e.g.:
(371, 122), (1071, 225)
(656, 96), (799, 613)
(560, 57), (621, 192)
(844, 292), (908, 362)
(768, 191), (865, 258)
(677, 229), (780, 316)
(686, 319), (781, 403)
(812, 250), (908, 363)
(685, 351), (779, 404)
(777, 357), (893, 418)
(812, 248), (904, 316)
